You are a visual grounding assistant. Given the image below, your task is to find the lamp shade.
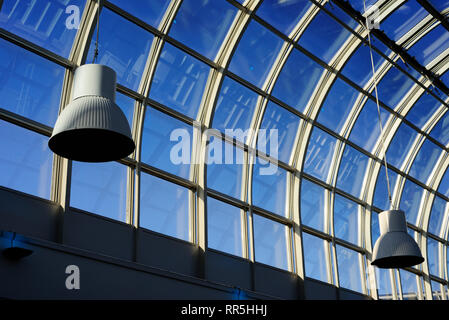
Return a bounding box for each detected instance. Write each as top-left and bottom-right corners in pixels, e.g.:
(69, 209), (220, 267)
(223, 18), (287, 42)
(371, 210), (424, 268)
(48, 64), (135, 162)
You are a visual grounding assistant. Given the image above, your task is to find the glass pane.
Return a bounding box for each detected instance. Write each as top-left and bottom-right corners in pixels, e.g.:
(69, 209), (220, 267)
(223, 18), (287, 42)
(149, 42), (209, 119)
(373, 166), (398, 211)
(300, 179), (326, 232)
(298, 7), (352, 63)
(406, 93), (442, 129)
(169, 0), (237, 60)
(302, 233), (329, 283)
(257, 101), (300, 164)
(336, 145), (370, 199)
(206, 138), (244, 200)
(381, 0), (428, 41)
(317, 78), (360, 133)
(428, 196), (446, 236)
(139, 173), (189, 241)
(430, 110), (449, 146)
(0, 0), (86, 57)
(303, 127), (337, 182)
(253, 214), (289, 271)
(375, 268), (393, 300)
(229, 19), (284, 88)
(271, 48), (324, 113)
(427, 238), (440, 277)
(341, 43), (389, 89)
(408, 25), (449, 66)
(211, 76), (258, 143)
(399, 179), (424, 225)
(438, 167), (449, 197)
(386, 122), (419, 169)
(409, 139), (442, 184)
(348, 0), (377, 13)
(428, 0), (449, 12)
(207, 197), (243, 257)
(334, 194), (359, 245)
(70, 161), (127, 222)
(252, 159), (287, 217)
(256, 0), (311, 35)
(115, 92), (134, 127)
(400, 269), (418, 300)
(0, 38), (65, 126)
(431, 281), (443, 300)
(108, 0), (171, 28)
(376, 67), (415, 109)
(141, 107), (192, 179)
(336, 245), (363, 293)
(371, 211), (380, 248)
(349, 99), (390, 153)
(0, 120), (52, 199)
(86, 7), (153, 91)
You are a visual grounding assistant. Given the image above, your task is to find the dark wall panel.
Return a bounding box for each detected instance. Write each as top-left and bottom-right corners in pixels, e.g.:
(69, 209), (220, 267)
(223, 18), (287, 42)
(253, 264), (302, 299)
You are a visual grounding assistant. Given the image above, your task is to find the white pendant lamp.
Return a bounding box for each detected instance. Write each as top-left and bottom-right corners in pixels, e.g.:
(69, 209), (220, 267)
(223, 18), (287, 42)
(362, 0), (423, 269)
(48, 64), (135, 162)
(371, 210), (424, 268)
(49, 0), (135, 162)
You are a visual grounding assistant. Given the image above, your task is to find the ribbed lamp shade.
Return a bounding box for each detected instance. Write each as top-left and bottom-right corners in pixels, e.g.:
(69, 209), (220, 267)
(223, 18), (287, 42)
(49, 64), (135, 162)
(371, 210), (424, 269)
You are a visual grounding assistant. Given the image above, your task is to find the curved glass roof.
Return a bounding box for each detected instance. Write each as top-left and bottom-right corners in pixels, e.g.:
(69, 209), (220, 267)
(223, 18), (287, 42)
(2, 0), (449, 300)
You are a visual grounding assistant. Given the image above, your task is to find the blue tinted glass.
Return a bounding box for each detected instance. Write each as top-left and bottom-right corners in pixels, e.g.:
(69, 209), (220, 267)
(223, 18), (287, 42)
(108, 0), (171, 28)
(341, 43), (388, 88)
(317, 78), (360, 133)
(298, 9), (352, 63)
(302, 233), (329, 283)
(169, 0), (237, 60)
(428, 196), (446, 236)
(141, 107), (192, 179)
(348, 0), (376, 12)
(87, 7), (153, 91)
(115, 92), (134, 126)
(408, 25), (449, 66)
(0, 38), (65, 126)
(437, 167), (449, 197)
(271, 48), (324, 113)
(381, 1), (428, 41)
(211, 77), (258, 143)
(256, 0), (311, 35)
(207, 197), (243, 257)
(334, 195), (359, 244)
(377, 67), (415, 109)
(0, 120), (52, 199)
(430, 111), (449, 146)
(300, 179), (326, 232)
(0, 0), (86, 57)
(150, 42), (209, 118)
(409, 140), (442, 184)
(325, 2), (358, 29)
(71, 161), (127, 222)
(258, 101), (300, 164)
(140, 173), (189, 241)
(371, 211), (380, 248)
(304, 127), (337, 182)
(253, 214), (289, 271)
(428, 0), (449, 11)
(229, 20), (284, 88)
(373, 166), (398, 211)
(399, 270), (418, 300)
(406, 93), (442, 129)
(375, 267), (393, 300)
(386, 122), (419, 169)
(400, 179), (424, 225)
(427, 238), (439, 277)
(336, 245), (362, 293)
(336, 145), (370, 199)
(349, 100), (390, 153)
(252, 159), (287, 217)
(207, 138), (244, 200)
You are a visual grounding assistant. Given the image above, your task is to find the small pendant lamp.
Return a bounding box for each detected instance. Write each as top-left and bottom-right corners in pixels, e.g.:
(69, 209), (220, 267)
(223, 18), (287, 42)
(371, 210), (424, 268)
(361, 0), (423, 269)
(48, 64), (135, 162)
(48, 0), (135, 162)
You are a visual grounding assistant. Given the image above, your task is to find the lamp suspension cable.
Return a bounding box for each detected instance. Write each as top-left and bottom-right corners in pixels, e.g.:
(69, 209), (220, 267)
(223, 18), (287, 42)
(92, 0), (101, 64)
(363, 0), (394, 210)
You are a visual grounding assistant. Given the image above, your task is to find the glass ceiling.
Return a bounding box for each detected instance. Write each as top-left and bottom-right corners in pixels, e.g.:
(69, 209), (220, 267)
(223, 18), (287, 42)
(1, 0), (449, 300)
